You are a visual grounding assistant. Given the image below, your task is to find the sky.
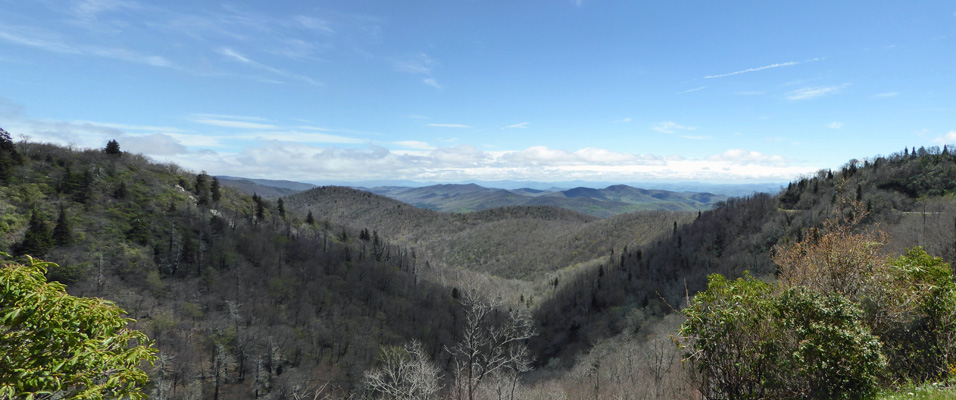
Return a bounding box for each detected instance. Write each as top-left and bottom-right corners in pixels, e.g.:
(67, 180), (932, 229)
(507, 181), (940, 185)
(1, 1), (954, 185)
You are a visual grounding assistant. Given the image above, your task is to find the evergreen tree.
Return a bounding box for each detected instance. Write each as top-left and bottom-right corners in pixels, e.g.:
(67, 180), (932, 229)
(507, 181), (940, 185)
(305, 210), (315, 225)
(0, 127), (22, 184)
(277, 198), (285, 219)
(104, 139), (121, 155)
(52, 206), (73, 246)
(195, 171), (210, 205)
(72, 169), (94, 204)
(254, 194), (265, 223)
(18, 209), (53, 257)
(113, 181), (127, 199)
(211, 177), (221, 203)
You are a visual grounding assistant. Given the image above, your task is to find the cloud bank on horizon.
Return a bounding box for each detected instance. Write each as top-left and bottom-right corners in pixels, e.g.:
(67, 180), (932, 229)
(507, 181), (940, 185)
(1, 1), (954, 184)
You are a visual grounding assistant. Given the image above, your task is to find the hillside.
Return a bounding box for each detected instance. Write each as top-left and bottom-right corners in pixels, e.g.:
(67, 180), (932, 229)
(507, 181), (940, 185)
(283, 186), (691, 281)
(531, 145), (956, 367)
(0, 140), (468, 397)
(365, 183), (726, 217)
(6, 136), (956, 399)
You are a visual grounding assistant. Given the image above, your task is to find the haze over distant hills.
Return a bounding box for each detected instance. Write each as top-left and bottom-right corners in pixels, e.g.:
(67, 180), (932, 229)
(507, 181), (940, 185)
(218, 177), (734, 217)
(217, 176), (777, 216)
(365, 183), (727, 217)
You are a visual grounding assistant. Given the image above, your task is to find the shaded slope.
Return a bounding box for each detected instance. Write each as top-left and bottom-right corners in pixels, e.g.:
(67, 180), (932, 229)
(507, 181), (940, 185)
(284, 186), (687, 280)
(533, 145), (956, 365)
(369, 183), (726, 217)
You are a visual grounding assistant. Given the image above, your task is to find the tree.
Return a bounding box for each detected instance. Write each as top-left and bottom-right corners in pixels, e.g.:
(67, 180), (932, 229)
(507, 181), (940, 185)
(195, 171), (210, 206)
(52, 205), (72, 246)
(677, 273), (777, 399)
(0, 254), (156, 399)
(277, 198), (286, 220)
(364, 340), (442, 400)
(17, 209), (53, 258)
(305, 210), (315, 225)
(0, 127), (22, 184)
(254, 194), (265, 224)
(104, 139), (121, 155)
(211, 177), (222, 203)
(446, 287), (536, 400)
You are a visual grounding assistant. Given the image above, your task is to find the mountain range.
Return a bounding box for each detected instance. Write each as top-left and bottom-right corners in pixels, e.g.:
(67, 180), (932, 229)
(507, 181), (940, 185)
(219, 177), (731, 217)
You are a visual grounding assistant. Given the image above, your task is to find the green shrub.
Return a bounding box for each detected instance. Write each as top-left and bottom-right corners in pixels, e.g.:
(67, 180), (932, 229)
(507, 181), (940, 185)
(775, 287), (886, 399)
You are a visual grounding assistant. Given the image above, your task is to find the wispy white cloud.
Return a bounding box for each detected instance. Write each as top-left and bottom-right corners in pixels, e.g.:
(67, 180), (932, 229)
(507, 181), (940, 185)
(193, 113), (267, 121)
(505, 122), (529, 129)
(292, 15), (335, 34)
(787, 84), (846, 100)
(191, 115), (278, 129)
(423, 78), (442, 89)
(394, 140), (435, 150)
(651, 121), (696, 134)
(681, 135), (711, 140)
(827, 122), (844, 129)
(678, 86), (706, 94)
(705, 61), (800, 79)
(428, 123), (471, 128)
(235, 131), (366, 144)
(218, 47), (321, 86)
(0, 24), (174, 68)
(705, 58), (826, 79)
(70, 120), (183, 133)
(612, 117), (631, 123)
(394, 53), (436, 74)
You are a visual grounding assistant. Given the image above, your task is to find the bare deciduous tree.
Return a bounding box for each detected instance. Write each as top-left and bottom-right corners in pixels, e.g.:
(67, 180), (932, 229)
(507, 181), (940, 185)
(364, 340), (442, 400)
(447, 287), (536, 400)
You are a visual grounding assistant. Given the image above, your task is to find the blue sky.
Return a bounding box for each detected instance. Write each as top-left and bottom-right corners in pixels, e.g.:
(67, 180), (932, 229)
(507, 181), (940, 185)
(1, 0), (954, 184)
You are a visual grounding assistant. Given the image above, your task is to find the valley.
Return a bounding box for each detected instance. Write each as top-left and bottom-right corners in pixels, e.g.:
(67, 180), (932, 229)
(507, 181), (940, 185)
(4, 136), (956, 399)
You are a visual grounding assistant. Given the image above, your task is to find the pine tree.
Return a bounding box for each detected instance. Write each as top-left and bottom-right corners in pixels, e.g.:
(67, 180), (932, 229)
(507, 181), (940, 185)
(0, 127), (22, 184)
(72, 169), (94, 204)
(254, 195), (265, 223)
(305, 210), (315, 225)
(52, 206), (73, 246)
(277, 198), (285, 219)
(104, 139), (121, 155)
(19, 209), (53, 257)
(113, 182), (127, 199)
(195, 171), (210, 205)
(211, 177), (222, 203)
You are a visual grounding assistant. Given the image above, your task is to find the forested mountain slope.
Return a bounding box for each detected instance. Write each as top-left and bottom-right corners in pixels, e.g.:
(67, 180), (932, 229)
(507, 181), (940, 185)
(532, 145), (956, 366)
(364, 183), (726, 217)
(8, 130), (956, 399)
(0, 138), (466, 398)
(284, 186), (691, 280)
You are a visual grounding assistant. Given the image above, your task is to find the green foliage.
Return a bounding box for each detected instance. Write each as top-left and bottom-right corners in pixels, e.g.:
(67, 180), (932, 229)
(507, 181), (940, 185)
(678, 273), (777, 399)
(679, 274), (886, 399)
(52, 206), (72, 246)
(681, 243), (956, 398)
(0, 254), (156, 399)
(775, 288), (886, 399)
(17, 209), (52, 258)
(881, 247), (956, 381)
(104, 139), (121, 155)
(0, 128), (22, 185)
(210, 176), (221, 203)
